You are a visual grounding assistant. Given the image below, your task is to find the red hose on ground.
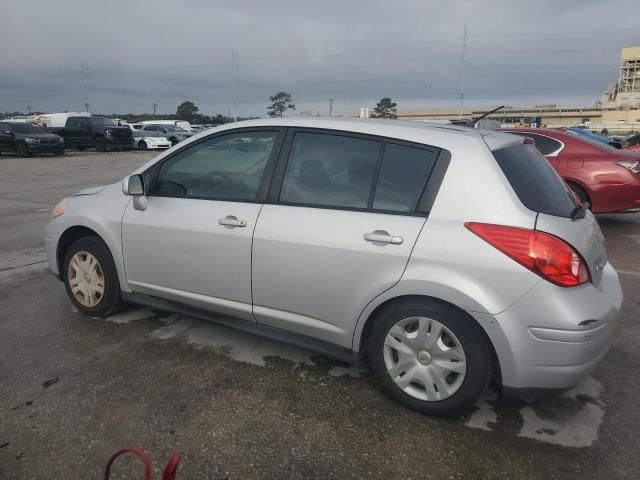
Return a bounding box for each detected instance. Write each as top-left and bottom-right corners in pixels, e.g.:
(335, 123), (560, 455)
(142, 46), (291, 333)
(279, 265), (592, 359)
(104, 448), (181, 480)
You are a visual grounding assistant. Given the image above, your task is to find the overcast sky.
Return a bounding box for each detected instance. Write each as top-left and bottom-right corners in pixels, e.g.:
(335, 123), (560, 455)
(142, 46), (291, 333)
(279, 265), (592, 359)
(1, 0), (638, 117)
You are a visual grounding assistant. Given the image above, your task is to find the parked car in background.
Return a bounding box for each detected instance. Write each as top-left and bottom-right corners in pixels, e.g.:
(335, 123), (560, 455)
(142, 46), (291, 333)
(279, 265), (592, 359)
(0, 122), (64, 157)
(49, 116), (133, 152)
(139, 124), (193, 146)
(138, 119), (192, 132)
(566, 126), (622, 149)
(45, 118), (622, 416)
(131, 130), (172, 150)
(623, 132), (640, 151)
(500, 127), (640, 213)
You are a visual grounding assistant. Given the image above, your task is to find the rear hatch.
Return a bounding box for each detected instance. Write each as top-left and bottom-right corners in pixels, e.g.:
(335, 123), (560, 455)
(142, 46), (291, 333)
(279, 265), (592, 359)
(490, 141), (608, 286)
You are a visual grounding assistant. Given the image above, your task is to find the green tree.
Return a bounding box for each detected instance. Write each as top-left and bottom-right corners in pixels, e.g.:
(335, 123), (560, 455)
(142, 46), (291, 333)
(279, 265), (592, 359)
(371, 97), (398, 119)
(176, 101), (199, 122)
(267, 91), (295, 117)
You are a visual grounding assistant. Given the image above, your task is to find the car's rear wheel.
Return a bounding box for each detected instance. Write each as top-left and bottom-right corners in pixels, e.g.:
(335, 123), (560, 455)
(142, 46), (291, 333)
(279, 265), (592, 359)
(17, 143), (31, 157)
(63, 236), (124, 317)
(138, 140), (147, 150)
(367, 299), (490, 416)
(567, 182), (591, 208)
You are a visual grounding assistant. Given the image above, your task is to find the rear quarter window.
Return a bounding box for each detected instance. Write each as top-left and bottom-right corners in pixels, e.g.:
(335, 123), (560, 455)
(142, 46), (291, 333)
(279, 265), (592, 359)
(492, 144), (577, 218)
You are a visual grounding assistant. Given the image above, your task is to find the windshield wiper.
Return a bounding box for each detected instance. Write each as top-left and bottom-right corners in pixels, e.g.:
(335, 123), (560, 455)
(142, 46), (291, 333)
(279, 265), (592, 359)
(571, 201), (590, 220)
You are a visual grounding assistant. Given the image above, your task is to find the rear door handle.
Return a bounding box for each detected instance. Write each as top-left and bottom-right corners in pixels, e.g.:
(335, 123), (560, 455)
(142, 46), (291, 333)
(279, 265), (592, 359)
(218, 215), (247, 228)
(364, 231), (403, 245)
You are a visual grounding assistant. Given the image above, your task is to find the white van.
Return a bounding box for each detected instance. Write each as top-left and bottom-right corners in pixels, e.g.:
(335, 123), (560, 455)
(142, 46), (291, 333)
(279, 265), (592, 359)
(138, 120), (192, 132)
(38, 112), (92, 128)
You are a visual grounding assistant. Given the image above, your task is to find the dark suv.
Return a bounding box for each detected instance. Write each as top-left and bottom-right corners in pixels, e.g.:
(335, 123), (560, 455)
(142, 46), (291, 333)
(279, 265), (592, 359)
(0, 122), (65, 157)
(50, 116), (133, 151)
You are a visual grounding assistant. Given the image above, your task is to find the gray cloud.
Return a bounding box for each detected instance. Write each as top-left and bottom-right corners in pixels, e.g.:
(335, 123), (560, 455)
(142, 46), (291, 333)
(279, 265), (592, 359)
(0, 0), (637, 116)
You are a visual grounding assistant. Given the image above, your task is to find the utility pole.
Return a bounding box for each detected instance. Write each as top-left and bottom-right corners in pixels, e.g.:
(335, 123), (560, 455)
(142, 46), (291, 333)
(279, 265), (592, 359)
(81, 60), (91, 112)
(458, 24), (468, 119)
(231, 47), (239, 122)
(329, 98), (334, 117)
(152, 103), (158, 116)
(27, 105), (32, 115)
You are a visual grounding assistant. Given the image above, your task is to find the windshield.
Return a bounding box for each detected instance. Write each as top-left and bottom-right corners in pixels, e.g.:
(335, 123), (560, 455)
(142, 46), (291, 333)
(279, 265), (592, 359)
(89, 117), (115, 126)
(11, 123), (47, 134)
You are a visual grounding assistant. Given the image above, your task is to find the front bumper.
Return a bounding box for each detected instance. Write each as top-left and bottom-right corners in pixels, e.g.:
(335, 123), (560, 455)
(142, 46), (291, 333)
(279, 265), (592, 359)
(44, 217), (62, 279)
(106, 137), (133, 148)
(471, 262), (623, 392)
(27, 143), (65, 153)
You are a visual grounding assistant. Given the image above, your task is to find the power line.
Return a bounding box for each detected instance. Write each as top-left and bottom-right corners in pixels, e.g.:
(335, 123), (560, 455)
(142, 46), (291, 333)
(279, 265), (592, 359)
(152, 103), (158, 115)
(231, 47), (239, 122)
(459, 23), (468, 119)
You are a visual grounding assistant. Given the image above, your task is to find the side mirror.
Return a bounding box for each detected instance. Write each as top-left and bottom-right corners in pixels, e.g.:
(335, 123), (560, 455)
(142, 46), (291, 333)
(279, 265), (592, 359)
(127, 174), (145, 196)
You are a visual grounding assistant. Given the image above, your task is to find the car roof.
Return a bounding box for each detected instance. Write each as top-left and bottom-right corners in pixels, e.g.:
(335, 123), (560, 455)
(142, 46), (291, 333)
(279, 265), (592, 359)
(211, 117), (521, 151)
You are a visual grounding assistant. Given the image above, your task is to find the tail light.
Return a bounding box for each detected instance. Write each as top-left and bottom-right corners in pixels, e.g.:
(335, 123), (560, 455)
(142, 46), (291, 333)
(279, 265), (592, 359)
(465, 223), (590, 287)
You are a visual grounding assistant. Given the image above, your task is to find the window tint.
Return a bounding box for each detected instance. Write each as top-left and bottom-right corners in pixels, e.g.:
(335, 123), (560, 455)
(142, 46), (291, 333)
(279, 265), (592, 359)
(509, 132), (562, 156)
(373, 144), (436, 212)
(143, 125), (160, 131)
(493, 144), (577, 218)
(280, 132), (381, 209)
(152, 131), (278, 201)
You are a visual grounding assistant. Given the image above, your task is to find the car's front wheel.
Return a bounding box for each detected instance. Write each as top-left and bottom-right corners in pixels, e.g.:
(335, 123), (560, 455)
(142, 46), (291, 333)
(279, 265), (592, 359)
(63, 236), (124, 317)
(94, 136), (107, 152)
(138, 140), (147, 150)
(367, 299), (490, 416)
(17, 143), (31, 157)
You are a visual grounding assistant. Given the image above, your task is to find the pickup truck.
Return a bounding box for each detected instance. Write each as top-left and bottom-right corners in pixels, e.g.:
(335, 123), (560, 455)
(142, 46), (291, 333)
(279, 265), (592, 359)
(49, 116), (133, 151)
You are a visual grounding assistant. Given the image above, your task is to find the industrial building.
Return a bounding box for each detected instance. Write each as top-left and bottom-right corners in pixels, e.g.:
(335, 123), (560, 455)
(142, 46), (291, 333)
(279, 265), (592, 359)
(350, 45), (640, 133)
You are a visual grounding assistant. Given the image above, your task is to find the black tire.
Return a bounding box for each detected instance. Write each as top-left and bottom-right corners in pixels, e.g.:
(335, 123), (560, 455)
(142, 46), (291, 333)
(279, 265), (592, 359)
(367, 298), (490, 417)
(17, 143), (31, 158)
(169, 137), (178, 146)
(62, 236), (124, 317)
(568, 182), (591, 208)
(138, 140), (147, 150)
(94, 136), (107, 152)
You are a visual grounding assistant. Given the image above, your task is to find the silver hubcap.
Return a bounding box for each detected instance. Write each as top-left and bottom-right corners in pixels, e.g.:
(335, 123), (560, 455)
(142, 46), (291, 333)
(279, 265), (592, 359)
(383, 316), (467, 402)
(67, 251), (105, 308)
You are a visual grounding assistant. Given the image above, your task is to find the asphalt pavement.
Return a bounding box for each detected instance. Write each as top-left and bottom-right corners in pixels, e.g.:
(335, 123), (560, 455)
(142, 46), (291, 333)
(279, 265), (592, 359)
(1, 151), (639, 479)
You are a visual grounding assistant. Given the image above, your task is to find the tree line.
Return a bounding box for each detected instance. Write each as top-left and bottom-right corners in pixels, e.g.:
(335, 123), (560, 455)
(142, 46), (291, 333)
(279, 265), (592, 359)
(1, 95), (398, 122)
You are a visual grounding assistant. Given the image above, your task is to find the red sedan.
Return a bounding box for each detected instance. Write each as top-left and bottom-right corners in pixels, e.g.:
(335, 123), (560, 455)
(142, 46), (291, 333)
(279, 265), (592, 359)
(500, 128), (640, 213)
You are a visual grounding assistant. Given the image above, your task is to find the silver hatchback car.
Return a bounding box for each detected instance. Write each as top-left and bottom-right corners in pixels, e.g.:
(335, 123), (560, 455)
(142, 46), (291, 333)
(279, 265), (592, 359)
(45, 118), (623, 416)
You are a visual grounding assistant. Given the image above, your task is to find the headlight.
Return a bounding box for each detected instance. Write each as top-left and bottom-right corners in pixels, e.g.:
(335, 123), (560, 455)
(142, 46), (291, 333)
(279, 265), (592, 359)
(25, 138), (39, 144)
(51, 198), (68, 219)
(105, 130), (113, 138)
(616, 160), (640, 174)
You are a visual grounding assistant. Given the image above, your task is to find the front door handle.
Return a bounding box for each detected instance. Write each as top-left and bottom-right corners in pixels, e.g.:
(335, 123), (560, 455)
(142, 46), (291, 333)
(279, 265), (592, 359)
(364, 230), (403, 245)
(219, 215), (247, 228)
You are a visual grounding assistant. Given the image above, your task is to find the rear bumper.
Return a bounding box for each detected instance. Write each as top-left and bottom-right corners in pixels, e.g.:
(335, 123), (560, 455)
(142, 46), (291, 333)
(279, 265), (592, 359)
(588, 177), (640, 213)
(471, 262), (623, 392)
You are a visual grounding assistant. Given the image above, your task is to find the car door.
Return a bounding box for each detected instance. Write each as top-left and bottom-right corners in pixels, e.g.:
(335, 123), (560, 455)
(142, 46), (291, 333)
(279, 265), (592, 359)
(251, 129), (439, 348)
(121, 128), (284, 321)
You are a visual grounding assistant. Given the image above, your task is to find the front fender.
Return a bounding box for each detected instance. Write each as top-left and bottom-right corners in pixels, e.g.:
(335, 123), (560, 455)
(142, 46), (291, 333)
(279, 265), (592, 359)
(57, 186), (132, 292)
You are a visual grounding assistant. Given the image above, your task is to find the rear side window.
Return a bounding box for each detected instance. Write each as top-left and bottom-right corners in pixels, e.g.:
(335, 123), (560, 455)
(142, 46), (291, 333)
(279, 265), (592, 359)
(373, 144), (436, 212)
(492, 144), (577, 218)
(280, 132), (381, 209)
(508, 132), (562, 156)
